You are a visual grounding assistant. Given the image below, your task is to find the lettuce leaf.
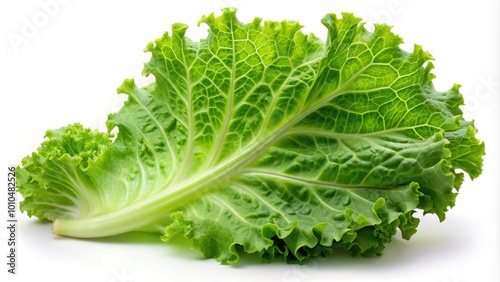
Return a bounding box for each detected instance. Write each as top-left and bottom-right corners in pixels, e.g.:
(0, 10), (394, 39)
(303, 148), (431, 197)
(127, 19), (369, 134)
(17, 9), (484, 264)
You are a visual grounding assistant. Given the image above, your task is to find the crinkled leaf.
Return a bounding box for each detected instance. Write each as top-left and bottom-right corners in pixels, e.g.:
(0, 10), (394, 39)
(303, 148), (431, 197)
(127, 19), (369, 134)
(17, 9), (484, 264)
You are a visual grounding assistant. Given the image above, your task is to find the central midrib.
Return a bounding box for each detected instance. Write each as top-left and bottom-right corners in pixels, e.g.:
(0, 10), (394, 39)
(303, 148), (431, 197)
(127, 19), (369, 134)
(52, 125), (288, 237)
(51, 86), (339, 237)
(52, 55), (375, 238)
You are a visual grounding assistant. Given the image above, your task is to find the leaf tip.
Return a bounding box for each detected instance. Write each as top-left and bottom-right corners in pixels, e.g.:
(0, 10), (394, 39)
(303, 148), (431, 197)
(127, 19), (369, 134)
(116, 78), (137, 95)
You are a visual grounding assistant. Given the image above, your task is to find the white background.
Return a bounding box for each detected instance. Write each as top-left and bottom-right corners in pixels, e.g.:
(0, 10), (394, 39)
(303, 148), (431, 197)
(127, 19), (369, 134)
(1, 0), (499, 281)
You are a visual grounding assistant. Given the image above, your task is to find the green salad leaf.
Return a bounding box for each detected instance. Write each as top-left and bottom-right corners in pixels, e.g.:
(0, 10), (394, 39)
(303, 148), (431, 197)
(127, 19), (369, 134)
(17, 9), (484, 264)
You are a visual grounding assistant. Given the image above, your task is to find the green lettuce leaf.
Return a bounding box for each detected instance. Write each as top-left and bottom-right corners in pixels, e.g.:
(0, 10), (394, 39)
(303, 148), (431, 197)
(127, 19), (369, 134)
(17, 9), (484, 264)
